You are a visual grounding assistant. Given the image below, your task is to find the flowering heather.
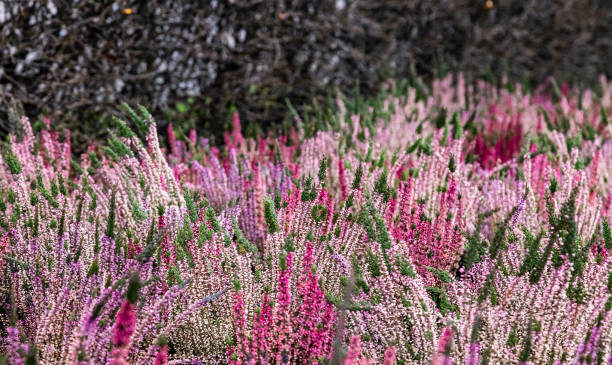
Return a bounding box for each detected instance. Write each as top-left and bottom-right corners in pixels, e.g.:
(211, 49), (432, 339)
(1, 74), (612, 364)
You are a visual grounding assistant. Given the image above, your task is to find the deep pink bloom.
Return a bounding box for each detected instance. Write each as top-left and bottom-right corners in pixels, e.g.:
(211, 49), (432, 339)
(339, 159), (347, 200)
(112, 300), (136, 349)
(153, 345), (168, 365)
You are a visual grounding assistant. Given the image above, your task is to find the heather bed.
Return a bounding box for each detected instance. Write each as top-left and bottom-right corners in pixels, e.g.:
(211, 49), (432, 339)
(1, 74), (612, 364)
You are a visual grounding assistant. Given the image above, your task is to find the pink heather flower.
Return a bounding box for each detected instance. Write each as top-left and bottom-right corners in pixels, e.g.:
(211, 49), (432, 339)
(153, 345), (168, 365)
(64, 128), (71, 172)
(343, 336), (376, 365)
(467, 342), (480, 365)
(591, 242), (607, 260)
(230, 290), (249, 364)
(338, 159), (347, 200)
(232, 111), (245, 148)
(385, 197), (397, 228)
(6, 327), (24, 365)
(158, 214), (173, 270)
(433, 354), (453, 365)
(250, 292), (272, 360)
(382, 346), (397, 365)
(573, 326), (601, 365)
(189, 129), (197, 146)
(510, 193), (526, 229)
(168, 123), (177, 157)
(273, 252), (294, 363)
(0, 234), (9, 278)
(432, 327), (453, 365)
(160, 174), (166, 191)
(252, 160), (265, 232)
(344, 336), (362, 364)
(473, 117), (522, 169)
(112, 300), (136, 349)
(292, 241), (337, 361)
(589, 150), (600, 204)
(109, 348), (130, 365)
(603, 193), (612, 218)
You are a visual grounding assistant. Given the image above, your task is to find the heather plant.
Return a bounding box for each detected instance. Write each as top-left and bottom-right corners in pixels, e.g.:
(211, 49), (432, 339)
(1, 73), (612, 364)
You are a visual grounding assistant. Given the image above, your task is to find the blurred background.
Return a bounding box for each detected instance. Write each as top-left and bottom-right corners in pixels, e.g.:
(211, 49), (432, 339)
(0, 0), (610, 153)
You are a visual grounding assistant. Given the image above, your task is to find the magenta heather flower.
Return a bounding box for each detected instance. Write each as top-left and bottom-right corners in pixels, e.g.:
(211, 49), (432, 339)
(229, 289), (248, 364)
(250, 291), (272, 361)
(153, 344), (168, 365)
(112, 300), (136, 349)
(432, 327), (453, 365)
(339, 159), (348, 200)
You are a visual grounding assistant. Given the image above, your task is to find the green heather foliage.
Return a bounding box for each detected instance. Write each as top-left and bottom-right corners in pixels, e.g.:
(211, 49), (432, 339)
(2, 147), (22, 175)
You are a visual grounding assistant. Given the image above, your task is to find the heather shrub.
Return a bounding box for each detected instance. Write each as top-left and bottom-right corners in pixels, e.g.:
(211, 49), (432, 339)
(0, 74), (612, 364)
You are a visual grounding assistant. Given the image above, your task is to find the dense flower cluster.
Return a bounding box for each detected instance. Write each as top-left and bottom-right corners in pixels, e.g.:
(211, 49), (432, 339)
(1, 74), (612, 364)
